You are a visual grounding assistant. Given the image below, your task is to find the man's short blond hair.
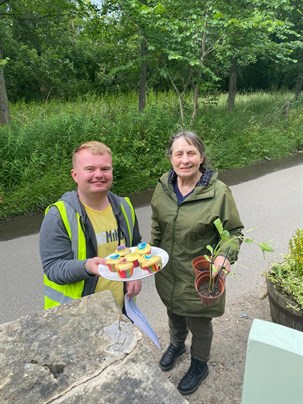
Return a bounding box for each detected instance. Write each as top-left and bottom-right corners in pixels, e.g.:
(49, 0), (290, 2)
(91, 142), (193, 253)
(72, 141), (112, 166)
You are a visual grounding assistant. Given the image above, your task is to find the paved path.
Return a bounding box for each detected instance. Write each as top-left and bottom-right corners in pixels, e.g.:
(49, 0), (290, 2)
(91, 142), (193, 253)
(1, 163), (302, 325)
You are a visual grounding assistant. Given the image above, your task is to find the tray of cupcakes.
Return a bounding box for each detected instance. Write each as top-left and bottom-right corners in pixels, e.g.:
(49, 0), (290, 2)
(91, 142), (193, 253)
(98, 242), (169, 281)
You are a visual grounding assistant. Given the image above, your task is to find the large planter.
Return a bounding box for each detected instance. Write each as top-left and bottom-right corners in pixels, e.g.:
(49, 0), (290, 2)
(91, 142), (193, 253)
(266, 279), (303, 332)
(194, 271), (225, 306)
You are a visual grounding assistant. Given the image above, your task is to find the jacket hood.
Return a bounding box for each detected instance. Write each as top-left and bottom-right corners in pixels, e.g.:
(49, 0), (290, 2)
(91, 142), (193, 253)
(168, 167), (215, 186)
(159, 170), (219, 201)
(60, 191), (83, 215)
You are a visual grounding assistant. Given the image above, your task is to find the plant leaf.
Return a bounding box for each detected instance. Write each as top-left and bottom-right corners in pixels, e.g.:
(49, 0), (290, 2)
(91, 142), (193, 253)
(220, 230), (231, 239)
(259, 241), (274, 252)
(206, 245), (213, 255)
(213, 218), (224, 234)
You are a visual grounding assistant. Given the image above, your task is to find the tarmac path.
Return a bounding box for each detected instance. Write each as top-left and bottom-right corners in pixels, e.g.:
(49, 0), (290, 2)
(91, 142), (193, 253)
(1, 160), (302, 403)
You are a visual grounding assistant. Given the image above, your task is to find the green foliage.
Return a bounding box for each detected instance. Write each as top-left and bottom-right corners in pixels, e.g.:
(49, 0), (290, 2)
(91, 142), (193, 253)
(265, 229), (303, 312)
(1, 0), (301, 106)
(0, 91), (301, 219)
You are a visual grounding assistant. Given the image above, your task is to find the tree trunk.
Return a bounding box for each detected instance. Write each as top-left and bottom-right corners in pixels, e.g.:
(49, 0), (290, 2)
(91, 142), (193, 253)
(227, 57), (237, 112)
(294, 75), (302, 101)
(191, 69), (202, 125)
(168, 76), (184, 125)
(138, 38), (147, 112)
(294, 52), (303, 101)
(0, 50), (10, 125)
(295, 52), (303, 101)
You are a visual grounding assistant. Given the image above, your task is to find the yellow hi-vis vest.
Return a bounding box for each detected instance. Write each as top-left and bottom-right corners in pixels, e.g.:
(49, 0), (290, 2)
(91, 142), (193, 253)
(44, 197), (135, 309)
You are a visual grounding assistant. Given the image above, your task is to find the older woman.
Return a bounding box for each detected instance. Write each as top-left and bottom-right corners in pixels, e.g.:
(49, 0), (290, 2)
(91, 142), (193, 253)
(151, 131), (244, 395)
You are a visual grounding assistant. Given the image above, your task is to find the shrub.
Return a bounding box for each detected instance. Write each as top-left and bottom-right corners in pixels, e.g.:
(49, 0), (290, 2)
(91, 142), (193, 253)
(265, 228), (303, 312)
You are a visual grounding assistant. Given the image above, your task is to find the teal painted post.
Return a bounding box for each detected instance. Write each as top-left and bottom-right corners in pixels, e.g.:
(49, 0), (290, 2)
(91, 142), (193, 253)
(241, 319), (303, 404)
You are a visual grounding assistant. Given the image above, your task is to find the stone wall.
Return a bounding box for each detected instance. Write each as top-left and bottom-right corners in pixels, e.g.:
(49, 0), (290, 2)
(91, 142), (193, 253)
(0, 291), (187, 403)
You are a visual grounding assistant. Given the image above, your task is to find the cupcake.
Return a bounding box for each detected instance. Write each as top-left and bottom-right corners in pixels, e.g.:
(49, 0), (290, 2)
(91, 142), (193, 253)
(135, 242), (151, 255)
(138, 254), (151, 266)
(115, 244), (131, 257)
(125, 252), (140, 268)
(116, 261), (134, 279)
(140, 255), (162, 274)
(106, 253), (122, 272)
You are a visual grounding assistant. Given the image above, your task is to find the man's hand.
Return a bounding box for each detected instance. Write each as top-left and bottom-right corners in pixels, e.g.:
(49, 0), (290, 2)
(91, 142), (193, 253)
(125, 280), (142, 298)
(84, 257), (106, 276)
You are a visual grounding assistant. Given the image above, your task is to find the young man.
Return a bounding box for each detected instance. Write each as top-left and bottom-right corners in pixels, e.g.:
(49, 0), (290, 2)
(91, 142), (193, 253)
(39, 141), (142, 310)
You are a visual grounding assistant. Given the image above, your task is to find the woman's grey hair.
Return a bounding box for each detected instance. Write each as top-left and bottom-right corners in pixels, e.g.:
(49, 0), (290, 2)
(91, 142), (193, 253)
(167, 131), (211, 170)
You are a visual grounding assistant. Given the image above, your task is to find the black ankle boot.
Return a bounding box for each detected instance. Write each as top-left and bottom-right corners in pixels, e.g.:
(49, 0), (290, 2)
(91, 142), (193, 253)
(159, 343), (186, 371)
(177, 357), (209, 395)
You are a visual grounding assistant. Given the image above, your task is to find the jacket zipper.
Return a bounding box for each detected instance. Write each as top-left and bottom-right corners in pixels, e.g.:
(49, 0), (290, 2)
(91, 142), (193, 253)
(170, 205), (180, 310)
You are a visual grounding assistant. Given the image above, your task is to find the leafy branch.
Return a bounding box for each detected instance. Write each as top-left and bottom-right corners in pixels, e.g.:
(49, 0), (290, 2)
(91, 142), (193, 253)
(204, 218), (274, 293)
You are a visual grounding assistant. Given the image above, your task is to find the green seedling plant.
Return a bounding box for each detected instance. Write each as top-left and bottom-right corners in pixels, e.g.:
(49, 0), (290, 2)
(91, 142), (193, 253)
(205, 218), (274, 294)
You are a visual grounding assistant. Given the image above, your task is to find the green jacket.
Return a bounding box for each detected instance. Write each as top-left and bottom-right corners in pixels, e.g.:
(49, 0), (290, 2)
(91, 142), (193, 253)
(151, 170), (244, 318)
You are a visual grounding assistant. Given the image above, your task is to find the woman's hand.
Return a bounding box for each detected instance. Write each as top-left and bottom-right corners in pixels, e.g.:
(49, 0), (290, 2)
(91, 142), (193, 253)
(212, 256), (231, 278)
(125, 280), (142, 298)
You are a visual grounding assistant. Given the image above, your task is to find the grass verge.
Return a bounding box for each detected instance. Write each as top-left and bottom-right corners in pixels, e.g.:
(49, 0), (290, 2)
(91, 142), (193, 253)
(0, 90), (302, 219)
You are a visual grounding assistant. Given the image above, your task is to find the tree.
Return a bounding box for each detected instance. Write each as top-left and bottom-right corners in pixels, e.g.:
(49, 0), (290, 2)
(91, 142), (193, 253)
(97, 0), (167, 111)
(217, 0), (296, 111)
(143, 0), (227, 124)
(0, 0), (91, 107)
(284, 0), (303, 100)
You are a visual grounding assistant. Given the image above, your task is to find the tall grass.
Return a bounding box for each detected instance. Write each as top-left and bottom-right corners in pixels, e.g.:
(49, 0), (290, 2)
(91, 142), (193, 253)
(0, 91), (302, 219)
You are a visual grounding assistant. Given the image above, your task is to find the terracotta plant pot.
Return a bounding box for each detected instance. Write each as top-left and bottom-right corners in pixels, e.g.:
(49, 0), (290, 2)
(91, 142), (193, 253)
(192, 256), (210, 277)
(194, 271), (225, 306)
